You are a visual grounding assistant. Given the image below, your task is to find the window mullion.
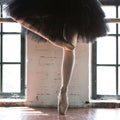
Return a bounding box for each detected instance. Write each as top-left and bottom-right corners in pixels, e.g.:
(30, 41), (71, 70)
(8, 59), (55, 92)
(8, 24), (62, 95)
(116, 32), (118, 95)
(116, 5), (119, 96)
(0, 23), (2, 93)
(92, 41), (97, 99)
(0, 23), (3, 92)
(21, 27), (26, 95)
(0, 5), (2, 93)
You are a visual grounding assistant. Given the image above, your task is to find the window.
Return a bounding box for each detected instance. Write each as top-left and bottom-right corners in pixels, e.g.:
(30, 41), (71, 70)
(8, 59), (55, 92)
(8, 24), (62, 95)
(0, 5), (26, 99)
(92, 3), (120, 100)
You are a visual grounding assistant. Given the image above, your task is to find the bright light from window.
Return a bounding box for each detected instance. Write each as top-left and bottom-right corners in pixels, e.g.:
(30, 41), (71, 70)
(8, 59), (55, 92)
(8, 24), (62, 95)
(102, 6), (116, 34)
(3, 23), (21, 32)
(97, 36), (116, 64)
(3, 35), (21, 62)
(2, 4), (10, 18)
(3, 65), (21, 93)
(97, 67), (116, 95)
(102, 6), (116, 18)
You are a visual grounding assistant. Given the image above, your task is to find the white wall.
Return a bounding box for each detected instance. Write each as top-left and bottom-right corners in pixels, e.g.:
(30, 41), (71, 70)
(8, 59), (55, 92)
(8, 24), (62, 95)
(26, 36), (90, 107)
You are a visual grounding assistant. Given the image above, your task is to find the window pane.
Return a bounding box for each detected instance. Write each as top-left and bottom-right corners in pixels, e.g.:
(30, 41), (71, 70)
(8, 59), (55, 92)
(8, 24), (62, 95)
(3, 65), (21, 93)
(102, 6), (116, 18)
(97, 36), (116, 64)
(102, 6), (116, 34)
(3, 35), (21, 62)
(107, 23), (116, 34)
(3, 23), (21, 32)
(97, 67), (116, 95)
(2, 5), (10, 18)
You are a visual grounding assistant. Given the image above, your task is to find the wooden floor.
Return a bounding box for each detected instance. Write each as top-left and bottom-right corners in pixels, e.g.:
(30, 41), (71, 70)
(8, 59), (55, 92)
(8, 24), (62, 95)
(0, 107), (120, 120)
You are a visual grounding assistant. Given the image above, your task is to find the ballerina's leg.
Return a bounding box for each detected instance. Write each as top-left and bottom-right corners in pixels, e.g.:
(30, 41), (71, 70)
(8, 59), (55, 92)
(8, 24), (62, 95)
(58, 31), (77, 115)
(10, 15), (74, 51)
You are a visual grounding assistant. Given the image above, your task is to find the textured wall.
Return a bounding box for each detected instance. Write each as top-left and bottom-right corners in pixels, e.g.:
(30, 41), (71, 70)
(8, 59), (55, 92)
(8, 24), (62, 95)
(26, 35), (90, 107)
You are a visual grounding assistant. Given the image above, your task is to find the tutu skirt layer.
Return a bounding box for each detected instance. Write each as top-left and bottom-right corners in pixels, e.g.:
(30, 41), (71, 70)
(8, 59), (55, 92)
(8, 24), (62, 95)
(6, 0), (108, 42)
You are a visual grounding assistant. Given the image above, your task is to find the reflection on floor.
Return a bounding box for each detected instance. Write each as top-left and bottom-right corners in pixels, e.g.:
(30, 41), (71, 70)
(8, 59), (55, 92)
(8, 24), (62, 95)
(0, 107), (120, 120)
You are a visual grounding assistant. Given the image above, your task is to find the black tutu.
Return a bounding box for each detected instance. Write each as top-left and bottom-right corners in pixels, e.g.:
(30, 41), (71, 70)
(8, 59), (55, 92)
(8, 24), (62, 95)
(6, 0), (108, 42)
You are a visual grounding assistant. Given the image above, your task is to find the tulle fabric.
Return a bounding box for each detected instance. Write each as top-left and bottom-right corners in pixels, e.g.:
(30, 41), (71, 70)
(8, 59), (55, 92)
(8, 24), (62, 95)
(6, 0), (108, 42)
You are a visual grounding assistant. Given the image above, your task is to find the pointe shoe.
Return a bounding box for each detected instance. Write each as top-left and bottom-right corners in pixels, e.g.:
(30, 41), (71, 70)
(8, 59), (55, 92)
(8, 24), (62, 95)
(58, 93), (68, 115)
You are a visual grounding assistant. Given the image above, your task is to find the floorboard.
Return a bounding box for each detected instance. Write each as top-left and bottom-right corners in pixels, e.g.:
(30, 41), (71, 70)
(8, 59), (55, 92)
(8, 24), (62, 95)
(0, 107), (120, 120)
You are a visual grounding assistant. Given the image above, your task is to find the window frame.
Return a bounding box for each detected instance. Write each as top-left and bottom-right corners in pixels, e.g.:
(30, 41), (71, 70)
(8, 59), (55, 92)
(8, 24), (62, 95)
(0, 5), (26, 99)
(92, 4), (120, 100)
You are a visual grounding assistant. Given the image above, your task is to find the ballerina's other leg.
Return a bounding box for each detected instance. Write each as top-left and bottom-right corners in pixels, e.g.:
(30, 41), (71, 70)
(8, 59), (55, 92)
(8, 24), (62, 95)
(9, 15), (74, 51)
(58, 32), (77, 115)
